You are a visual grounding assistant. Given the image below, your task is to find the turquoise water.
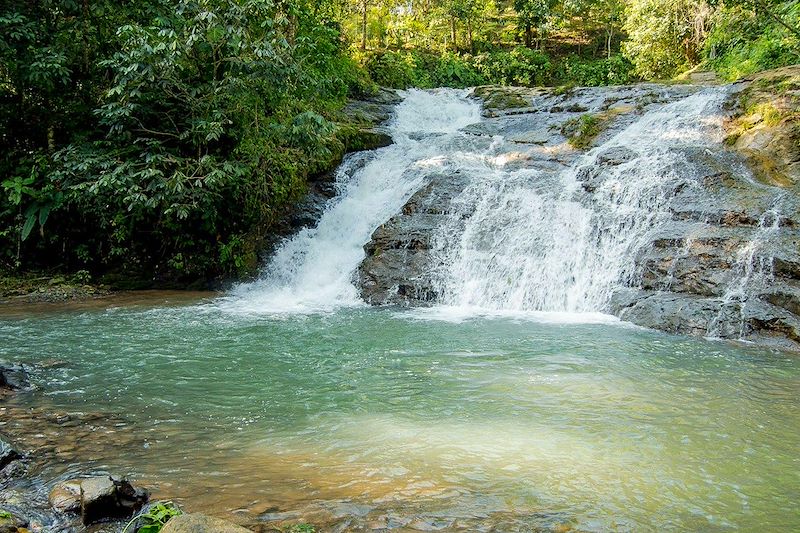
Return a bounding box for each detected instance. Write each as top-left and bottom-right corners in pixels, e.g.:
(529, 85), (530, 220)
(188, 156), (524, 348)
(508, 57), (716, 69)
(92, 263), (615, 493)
(1, 300), (799, 531)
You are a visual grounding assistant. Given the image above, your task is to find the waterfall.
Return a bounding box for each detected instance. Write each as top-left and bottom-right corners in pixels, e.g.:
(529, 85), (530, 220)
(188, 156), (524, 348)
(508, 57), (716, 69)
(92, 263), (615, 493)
(222, 89), (482, 313)
(225, 86), (782, 323)
(430, 88), (730, 313)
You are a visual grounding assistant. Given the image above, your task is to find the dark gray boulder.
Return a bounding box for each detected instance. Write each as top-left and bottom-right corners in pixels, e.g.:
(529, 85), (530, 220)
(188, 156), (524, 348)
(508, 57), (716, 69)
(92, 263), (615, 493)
(49, 476), (149, 525)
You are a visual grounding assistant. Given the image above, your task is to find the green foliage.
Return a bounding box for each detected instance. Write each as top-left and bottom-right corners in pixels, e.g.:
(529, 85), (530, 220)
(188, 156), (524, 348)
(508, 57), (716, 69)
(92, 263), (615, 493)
(123, 501), (182, 533)
(476, 46), (551, 85)
(0, 510), (12, 519)
(623, 0), (712, 79)
(0, 0), (364, 281)
(365, 47), (552, 89)
(365, 50), (487, 88)
(703, 2), (799, 80)
(554, 55), (635, 86)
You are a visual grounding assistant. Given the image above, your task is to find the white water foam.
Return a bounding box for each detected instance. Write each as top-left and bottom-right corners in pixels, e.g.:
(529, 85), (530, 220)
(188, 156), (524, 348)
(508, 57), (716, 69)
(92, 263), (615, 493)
(219, 89), (482, 314)
(395, 306), (624, 325)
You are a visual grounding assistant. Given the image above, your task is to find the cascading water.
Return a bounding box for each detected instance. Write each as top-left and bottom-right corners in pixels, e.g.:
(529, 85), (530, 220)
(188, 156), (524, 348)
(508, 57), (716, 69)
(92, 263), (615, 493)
(707, 195), (785, 338)
(430, 88), (730, 313)
(223, 89), (481, 313)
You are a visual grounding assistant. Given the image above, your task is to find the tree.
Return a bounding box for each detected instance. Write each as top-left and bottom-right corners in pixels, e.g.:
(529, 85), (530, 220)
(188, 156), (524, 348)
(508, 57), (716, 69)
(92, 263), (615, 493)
(623, 0), (712, 78)
(513, 0), (557, 49)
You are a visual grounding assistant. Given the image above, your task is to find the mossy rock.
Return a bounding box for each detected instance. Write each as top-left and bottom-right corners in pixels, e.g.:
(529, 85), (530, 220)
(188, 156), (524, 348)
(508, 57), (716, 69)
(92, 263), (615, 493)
(336, 124), (393, 153)
(726, 65), (800, 189)
(473, 86), (536, 111)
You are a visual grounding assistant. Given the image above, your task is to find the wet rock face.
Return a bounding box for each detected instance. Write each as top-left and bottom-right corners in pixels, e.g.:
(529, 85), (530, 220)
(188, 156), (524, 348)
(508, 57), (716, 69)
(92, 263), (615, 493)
(355, 77), (800, 350)
(0, 436), (22, 473)
(359, 173), (469, 305)
(358, 83), (691, 309)
(0, 364), (29, 393)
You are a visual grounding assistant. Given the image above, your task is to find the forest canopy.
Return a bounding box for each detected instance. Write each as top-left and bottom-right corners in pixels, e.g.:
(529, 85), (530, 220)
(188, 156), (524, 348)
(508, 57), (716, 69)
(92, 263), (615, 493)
(1, 0), (797, 286)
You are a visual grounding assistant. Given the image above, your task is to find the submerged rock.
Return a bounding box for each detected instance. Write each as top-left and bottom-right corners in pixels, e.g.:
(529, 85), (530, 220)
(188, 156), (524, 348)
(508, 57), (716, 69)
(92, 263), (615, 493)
(159, 513), (252, 533)
(49, 475), (148, 524)
(0, 365), (29, 392)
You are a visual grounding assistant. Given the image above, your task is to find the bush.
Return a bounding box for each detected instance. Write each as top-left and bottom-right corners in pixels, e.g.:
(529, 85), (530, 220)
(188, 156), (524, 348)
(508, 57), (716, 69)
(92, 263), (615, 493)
(363, 50), (485, 89)
(555, 55), (636, 86)
(475, 47), (551, 86)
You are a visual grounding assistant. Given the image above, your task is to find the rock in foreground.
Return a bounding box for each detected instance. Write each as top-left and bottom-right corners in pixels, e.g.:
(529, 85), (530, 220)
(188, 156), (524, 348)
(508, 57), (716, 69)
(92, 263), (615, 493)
(49, 475), (148, 524)
(0, 437), (22, 472)
(160, 513), (252, 533)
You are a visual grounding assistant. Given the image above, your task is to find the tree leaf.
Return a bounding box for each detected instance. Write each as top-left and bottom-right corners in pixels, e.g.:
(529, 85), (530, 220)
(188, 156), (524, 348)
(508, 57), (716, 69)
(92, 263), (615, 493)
(38, 205), (51, 227)
(21, 213), (36, 241)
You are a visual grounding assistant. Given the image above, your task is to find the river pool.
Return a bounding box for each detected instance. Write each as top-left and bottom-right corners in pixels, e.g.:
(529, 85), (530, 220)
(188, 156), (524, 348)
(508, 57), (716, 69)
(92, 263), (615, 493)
(1, 298), (798, 531)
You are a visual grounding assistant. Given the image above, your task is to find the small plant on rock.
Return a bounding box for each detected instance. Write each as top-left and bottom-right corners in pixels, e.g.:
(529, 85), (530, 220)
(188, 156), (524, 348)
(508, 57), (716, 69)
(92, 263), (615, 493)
(286, 524), (316, 533)
(123, 501), (182, 533)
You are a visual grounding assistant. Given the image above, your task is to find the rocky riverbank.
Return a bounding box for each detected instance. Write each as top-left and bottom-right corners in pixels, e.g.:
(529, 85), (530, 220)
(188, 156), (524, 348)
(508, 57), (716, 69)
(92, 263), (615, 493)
(356, 66), (800, 351)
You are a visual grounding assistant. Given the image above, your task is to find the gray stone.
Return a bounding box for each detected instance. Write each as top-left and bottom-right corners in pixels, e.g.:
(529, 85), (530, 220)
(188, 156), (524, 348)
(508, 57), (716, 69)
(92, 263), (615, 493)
(80, 476), (148, 524)
(596, 146), (637, 166)
(49, 479), (82, 514)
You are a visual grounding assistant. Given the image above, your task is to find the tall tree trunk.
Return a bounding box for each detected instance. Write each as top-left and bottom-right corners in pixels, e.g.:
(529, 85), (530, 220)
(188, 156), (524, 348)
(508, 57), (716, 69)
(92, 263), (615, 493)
(606, 27), (613, 59)
(467, 19), (473, 53)
(525, 22), (532, 48)
(361, 0), (368, 50)
(451, 17), (457, 50)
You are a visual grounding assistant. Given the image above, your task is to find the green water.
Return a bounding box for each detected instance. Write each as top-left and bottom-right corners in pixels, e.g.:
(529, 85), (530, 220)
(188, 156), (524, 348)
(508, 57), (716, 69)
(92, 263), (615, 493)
(2, 300), (799, 531)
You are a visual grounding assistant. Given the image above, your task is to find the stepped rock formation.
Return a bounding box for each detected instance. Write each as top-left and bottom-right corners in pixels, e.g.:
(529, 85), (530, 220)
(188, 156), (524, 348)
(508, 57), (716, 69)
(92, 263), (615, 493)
(357, 68), (800, 350)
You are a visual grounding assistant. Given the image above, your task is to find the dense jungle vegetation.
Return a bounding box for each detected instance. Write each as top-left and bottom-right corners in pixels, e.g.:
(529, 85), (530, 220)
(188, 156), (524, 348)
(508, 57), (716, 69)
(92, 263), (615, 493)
(1, 0), (798, 287)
